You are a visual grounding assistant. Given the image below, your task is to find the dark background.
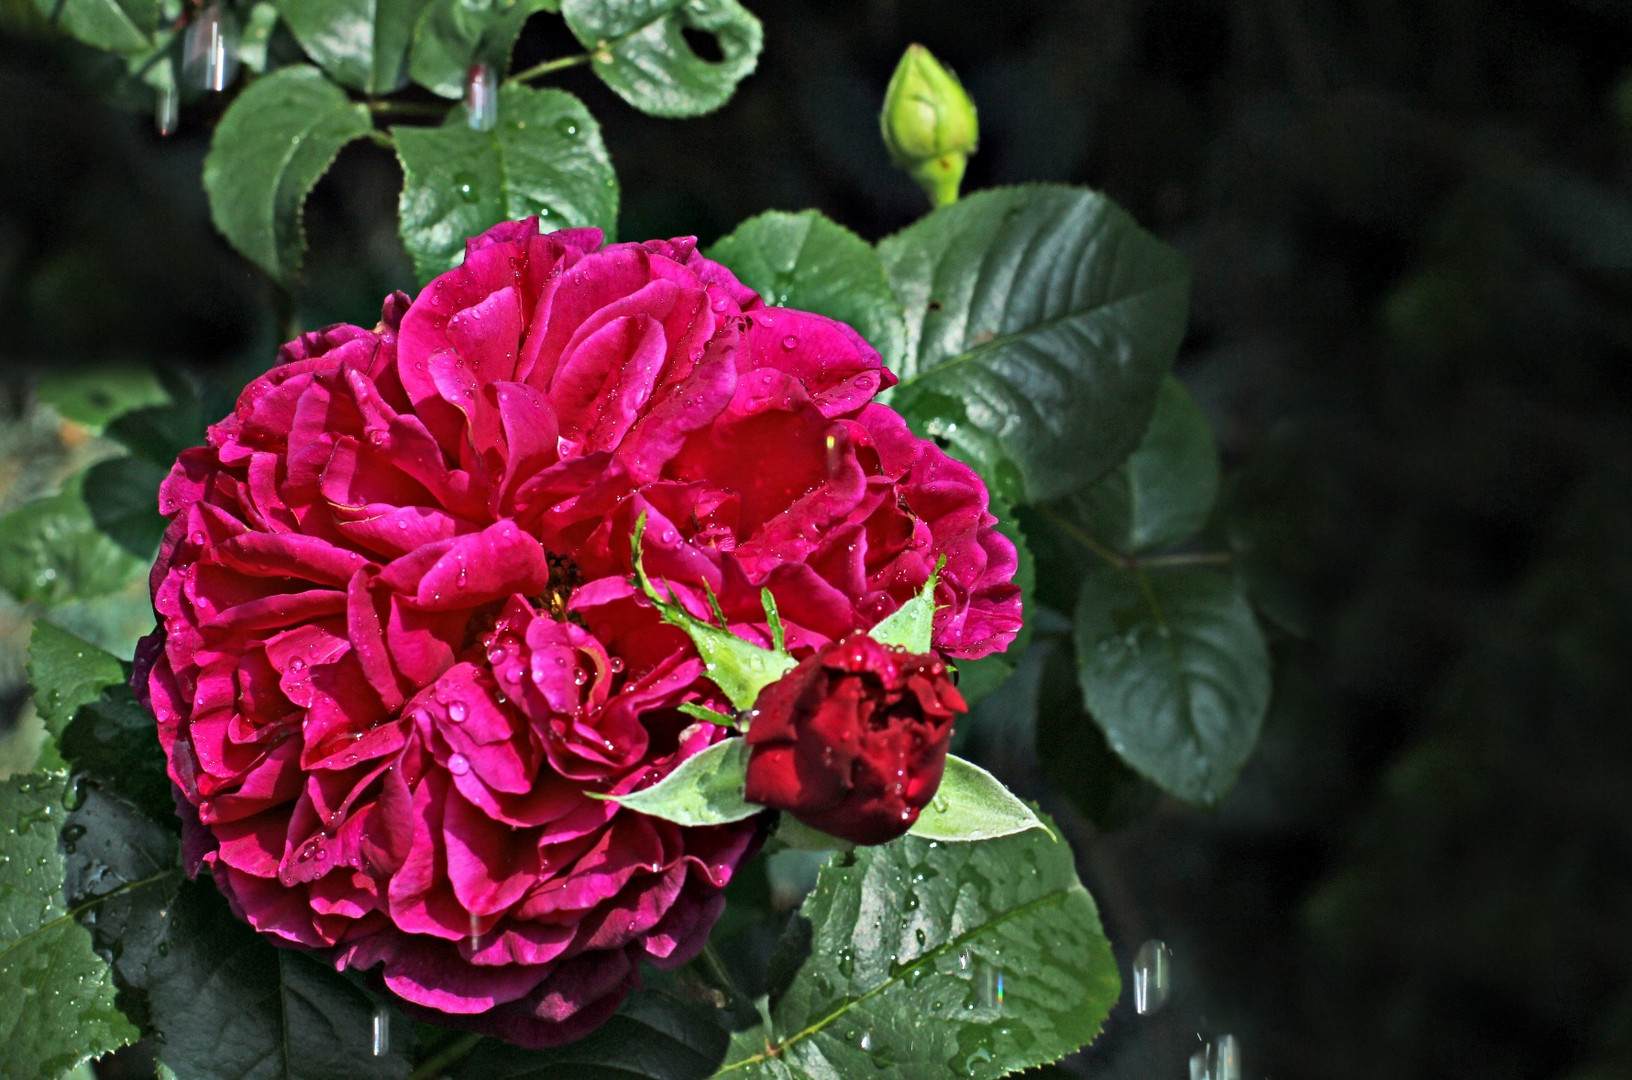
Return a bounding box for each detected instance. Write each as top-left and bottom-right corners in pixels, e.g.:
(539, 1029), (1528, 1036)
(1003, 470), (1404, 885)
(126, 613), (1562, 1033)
(4, 2), (1632, 1077)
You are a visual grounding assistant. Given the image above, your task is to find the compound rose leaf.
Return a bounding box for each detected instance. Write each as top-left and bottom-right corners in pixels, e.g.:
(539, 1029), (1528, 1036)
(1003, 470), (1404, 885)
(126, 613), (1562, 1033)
(394, 84), (617, 282)
(714, 814), (1118, 1078)
(0, 773), (140, 1080)
(1068, 375), (1221, 555)
(1073, 564), (1270, 807)
(878, 184), (1190, 505)
(204, 65), (375, 284)
(31, 0), (156, 54)
(707, 210), (906, 372)
(561, 0), (761, 118)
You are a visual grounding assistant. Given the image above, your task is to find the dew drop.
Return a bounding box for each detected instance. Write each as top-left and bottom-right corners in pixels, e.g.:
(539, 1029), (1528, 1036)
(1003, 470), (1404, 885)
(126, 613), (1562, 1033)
(781, 334), (799, 351)
(370, 1004), (391, 1057)
(454, 170), (480, 204)
(447, 700), (468, 723)
(289, 658), (305, 673)
(487, 646), (507, 665)
(608, 657), (625, 674)
(573, 669), (588, 686)
(554, 117), (579, 137)
(447, 753), (471, 775)
(1132, 939), (1172, 1016)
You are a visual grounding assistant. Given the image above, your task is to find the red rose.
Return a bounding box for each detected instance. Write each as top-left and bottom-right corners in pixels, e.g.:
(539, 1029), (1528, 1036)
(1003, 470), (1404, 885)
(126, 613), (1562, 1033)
(742, 634), (966, 845)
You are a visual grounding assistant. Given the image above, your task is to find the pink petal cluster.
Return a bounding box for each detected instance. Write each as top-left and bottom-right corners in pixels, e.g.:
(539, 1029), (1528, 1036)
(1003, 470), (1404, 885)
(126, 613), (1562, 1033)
(136, 219), (1020, 1046)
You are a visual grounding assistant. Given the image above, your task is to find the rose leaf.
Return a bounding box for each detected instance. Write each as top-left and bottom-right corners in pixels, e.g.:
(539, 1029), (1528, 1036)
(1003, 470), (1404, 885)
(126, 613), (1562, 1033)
(907, 755), (1047, 843)
(0, 476), (146, 607)
(410, 0), (560, 98)
(0, 773), (141, 1080)
(599, 738), (763, 827)
(878, 184), (1191, 505)
(31, 0), (157, 54)
(706, 209), (906, 372)
(27, 621), (126, 741)
(1066, 375), (1221, 555)
(715, 812), (1119, 1078)
(203, 66), (375, 284)
(394, 83), (618, 283)
(275, 0), (432, 93)
(1074, 564), (1271, 807)
(562, 0), (762, 119)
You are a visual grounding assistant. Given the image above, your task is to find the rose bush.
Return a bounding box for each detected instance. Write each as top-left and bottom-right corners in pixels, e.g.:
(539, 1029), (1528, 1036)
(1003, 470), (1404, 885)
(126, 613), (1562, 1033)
(135, 218), (1021, 1046)
(744, 633), (965, 844)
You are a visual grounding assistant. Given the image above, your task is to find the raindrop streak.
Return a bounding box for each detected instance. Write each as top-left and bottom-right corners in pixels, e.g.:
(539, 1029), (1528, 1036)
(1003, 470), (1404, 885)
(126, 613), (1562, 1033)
(1132, 939), (1172, 1015)
(155, 80), (180, 136)
(370, 1004), (390, 1057)
(1190, 1050), (1209, 1080)
(1190, 1035), (1242, 1080)
(465, 62), (497, 131)
(182, 3), (241, 92)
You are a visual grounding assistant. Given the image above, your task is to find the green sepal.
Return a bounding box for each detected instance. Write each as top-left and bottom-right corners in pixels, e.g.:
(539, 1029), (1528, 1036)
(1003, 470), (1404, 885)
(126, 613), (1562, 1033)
(908, 755), (1048, 843)
(867, 557), (942, 653)
(593, 737), (762, 826)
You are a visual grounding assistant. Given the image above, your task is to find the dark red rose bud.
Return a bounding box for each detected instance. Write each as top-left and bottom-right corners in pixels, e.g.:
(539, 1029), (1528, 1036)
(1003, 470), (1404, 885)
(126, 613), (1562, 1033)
(743, 633), (966, 845)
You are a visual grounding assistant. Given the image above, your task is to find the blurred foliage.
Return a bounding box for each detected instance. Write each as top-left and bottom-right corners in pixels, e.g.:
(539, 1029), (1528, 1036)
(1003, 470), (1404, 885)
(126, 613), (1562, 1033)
(4, 0), (1632, 1076)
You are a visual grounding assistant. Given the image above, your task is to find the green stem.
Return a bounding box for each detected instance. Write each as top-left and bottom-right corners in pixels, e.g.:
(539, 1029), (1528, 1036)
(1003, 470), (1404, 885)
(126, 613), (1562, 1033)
(1034, 505), (1127, 570)
(408, 1032), (484, 1080)
(506, 52), (594, 85)
(1035, 506), (1234, 570)
(367, 99), (448, 119)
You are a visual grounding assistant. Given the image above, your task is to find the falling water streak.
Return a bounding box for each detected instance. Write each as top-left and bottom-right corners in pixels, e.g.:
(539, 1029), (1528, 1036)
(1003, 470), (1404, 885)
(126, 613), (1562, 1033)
(465, 62), (498, 131)
(1212, 1035), (1241, 1080)
(1132, 938), (1172, 1015)
(370, 1005), (390, 1057)
(468, 910), (482, 951)
(1189, 1048), (1210, 1080)
(155, 80), (180, 136)
(182, 4), (241, 92)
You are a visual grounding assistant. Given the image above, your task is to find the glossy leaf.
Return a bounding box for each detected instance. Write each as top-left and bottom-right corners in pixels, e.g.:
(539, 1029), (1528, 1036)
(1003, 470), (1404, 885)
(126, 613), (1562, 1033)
(449, 990), (730, 1079)
(27, 621), (125, 742)
(907, 755), (1046, 843)
(34, 365), (168, 432)
(59, 684), (177, 823)
(719, 814), (1117, 1078)
(0, 479), (146, 606)
(0, 773), (140, 1080)
(203, 65), (374, 283)
(561, 0), (761, 118)
(395, 83), (617, 282)
(411, 0), (559, 98)
(146, 880), (410, 1080)
(706, 209), (906, 371)
(878, 184), (1190, 504)
(33, 0), (156, 54)
(604, 737), (761, 826)
(275, 0), (432, 92)
(1069, 375), (1220, 554)
(1073, 564), (1270, 806)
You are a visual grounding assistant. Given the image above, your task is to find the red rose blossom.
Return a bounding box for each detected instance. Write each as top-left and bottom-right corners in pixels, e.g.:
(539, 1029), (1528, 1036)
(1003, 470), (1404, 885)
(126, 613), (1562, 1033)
(743, 633), (965, 845)
(136, 218), (1020, 1046)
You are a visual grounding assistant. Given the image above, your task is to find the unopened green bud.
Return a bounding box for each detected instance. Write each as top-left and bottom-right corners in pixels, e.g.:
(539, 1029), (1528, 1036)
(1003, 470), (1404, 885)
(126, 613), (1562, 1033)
(880, 44), (979, 207)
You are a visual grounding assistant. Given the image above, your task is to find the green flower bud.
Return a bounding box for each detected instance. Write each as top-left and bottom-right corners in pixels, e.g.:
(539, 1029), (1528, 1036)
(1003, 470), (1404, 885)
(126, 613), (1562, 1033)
(880, 44), (979, 207)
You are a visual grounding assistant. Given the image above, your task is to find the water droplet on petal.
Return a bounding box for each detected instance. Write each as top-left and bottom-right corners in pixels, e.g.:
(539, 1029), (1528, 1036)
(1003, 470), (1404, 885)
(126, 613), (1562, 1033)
(608, 657), (625, 674)
(781, 334), (799, 350)
(487, 646), (507, 665)
(447, 753), (471, 775)
(447, 701), (468, 723)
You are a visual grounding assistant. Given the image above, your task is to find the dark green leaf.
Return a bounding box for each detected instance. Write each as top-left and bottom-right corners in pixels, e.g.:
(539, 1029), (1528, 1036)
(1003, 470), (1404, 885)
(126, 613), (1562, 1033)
(62, 784), (183, 1028)
(32, 0), (156, 53)
(718, 814), (1119, 1078)
(605, 738), (761, 826)
(83, 454), (170, 559)
(448, 990), (730, 1079)
(410, 0), (559, 98)
(561, 0), (761, 118)
(878, 184), (1191, 504)
(0, 773), (140, 1078)
(27, 621), (126, 741)
(59, 685), (175, 822)
(395, 84), (618, 282)
(1073, 564), (1270, 806)
(1068, 375), (1220, 554)
(0, 479), (146, 606)
(705, 210), (906, 371)
(275, 0), (432, 92)
(147, 879), (410, 1080)
(204, 65), (375, 283)
(906, 755), (1045, 843)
